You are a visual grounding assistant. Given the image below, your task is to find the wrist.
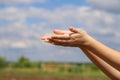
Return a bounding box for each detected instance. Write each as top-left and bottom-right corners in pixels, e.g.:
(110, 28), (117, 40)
(79, 35), (96, 47)
(85, 35), (98, 48)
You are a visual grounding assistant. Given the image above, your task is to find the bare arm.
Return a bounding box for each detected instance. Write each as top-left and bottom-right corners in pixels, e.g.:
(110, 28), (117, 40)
(85, 36), (120, 71)
(41, 27), (120, 79)
(80, 47), (120, 80)
(44, 27), (120, 71)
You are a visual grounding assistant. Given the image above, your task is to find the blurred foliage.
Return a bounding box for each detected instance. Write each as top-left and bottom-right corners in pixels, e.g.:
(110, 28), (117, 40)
(0, 56), (101, 74)
(0, 57), (8, 68)
(0, 56), (109, 79)
(12, 56), (32, 68)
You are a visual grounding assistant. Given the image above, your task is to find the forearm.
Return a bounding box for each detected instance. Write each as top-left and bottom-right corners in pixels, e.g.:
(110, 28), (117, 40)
(85, 36), (120, 71)
(80, 47), (120, 80)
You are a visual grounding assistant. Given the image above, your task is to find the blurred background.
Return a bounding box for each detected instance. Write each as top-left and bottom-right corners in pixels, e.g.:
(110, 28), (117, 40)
(0, 0), (120, 80)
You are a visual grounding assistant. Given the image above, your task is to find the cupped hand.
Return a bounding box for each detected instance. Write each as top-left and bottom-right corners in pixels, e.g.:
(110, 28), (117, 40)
(41, 27), (91, 47)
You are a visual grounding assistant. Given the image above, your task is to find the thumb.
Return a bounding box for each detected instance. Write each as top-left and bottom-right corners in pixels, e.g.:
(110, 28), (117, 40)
(69, 26), (80, 33)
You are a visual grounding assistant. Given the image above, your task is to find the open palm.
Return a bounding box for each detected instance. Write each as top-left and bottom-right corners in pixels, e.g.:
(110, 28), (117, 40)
(41, 27), (89, 47)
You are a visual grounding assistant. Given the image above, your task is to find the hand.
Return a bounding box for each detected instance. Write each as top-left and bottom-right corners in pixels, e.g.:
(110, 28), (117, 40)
(41, 28), (72, 42)
(41, 27), (92, 47)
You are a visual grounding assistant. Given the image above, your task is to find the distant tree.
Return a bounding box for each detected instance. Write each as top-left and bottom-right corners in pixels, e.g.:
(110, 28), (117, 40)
(12, 56), (32, 68)
(0, 57), (8, 68)
(32, 62), (42, 68)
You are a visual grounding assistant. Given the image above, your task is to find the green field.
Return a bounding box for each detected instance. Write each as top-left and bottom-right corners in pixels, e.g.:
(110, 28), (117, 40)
(0, 56), (110, 80)
(0, 74), (109, 80)
(0, 67), (110, 80)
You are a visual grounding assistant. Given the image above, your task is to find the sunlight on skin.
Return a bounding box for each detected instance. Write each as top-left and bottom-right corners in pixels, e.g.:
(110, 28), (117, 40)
(41, 26), (120, 80)
(41, 27), (73, 43)
(41, 26), (90, 47)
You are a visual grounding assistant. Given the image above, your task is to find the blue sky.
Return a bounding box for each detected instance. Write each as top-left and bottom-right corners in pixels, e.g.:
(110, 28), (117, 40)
(0, 0), (120, 63)
(0, 0), (86, 8)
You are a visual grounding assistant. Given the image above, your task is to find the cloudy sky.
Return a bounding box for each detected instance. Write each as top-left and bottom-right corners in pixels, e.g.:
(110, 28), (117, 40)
(0, 0), (120, 63)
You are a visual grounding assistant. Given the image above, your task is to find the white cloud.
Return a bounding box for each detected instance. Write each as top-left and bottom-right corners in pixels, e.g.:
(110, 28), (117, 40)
(87, 0), (120, 13)
(0, 39), (29, 48)
(0, 3), (120, 61)
(11, 41), (29, 48)
(1, 5), (120, 38)
(0, 5), (120, 57)
(0, 0), (48, 4)
(0, 39), (10, 47)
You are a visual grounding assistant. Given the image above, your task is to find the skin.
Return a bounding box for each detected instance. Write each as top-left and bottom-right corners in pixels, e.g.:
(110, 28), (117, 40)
(41, 27), (120, 80)
(80, 48), (120, 80)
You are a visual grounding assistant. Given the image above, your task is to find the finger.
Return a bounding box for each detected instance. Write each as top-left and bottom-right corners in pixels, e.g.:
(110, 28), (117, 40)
(69, 26), (81, 33)
(52, 39), (73, 44)
(52, 34), (70, 40)
(41, 36), (52, 42)
(48, 39), (73, 47)
(44, 39), (63, 46)
(52, 42), (70, 47)
(46, 39), (54, 44)
(53, 29), (72, 35)
(41, 36), (52, 40)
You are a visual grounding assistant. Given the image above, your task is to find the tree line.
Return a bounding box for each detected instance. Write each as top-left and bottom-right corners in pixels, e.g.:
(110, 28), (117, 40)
(0, 56), (41, 68)
(0, 56), (99, 73)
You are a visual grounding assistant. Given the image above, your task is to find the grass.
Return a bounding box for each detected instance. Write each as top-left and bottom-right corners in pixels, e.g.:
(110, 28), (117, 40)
(0, 68), (109, 78)
(0, 63), (110, 80)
